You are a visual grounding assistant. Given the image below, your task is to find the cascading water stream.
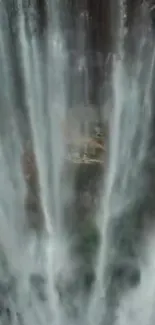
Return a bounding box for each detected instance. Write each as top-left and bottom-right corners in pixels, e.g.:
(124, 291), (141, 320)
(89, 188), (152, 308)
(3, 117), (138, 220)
(0, 1), (28, 277)
(0, 1), (154, 325)
(15, 1), (79, 325)
(0, 1), (75, 325)
(87, 2), (155, 325)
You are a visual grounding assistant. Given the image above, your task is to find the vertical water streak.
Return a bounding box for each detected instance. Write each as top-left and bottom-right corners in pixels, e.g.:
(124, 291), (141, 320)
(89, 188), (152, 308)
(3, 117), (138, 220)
(45, 0), (67, 232)
(17, 1), (53, 235)
(87, 3), (153, 325)
(15, 2), (66, 324)
(0, 2), (28, 277)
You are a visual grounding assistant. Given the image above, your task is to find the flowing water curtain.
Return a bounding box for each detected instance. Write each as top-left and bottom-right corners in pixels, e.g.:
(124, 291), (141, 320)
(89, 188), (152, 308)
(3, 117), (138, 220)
(0, 0), (31, 272)
(86, 2), (154, 325)
(16, 1), (85, 324)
